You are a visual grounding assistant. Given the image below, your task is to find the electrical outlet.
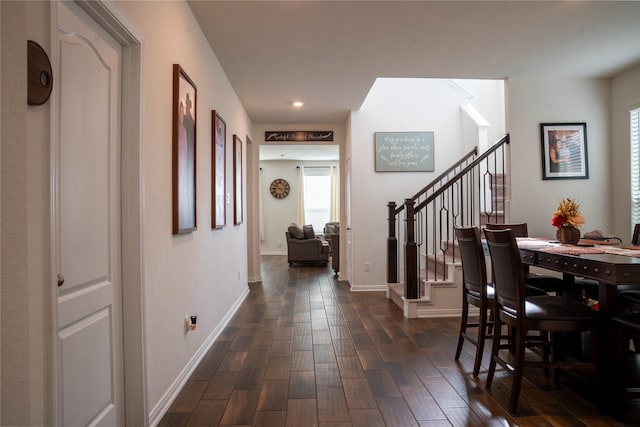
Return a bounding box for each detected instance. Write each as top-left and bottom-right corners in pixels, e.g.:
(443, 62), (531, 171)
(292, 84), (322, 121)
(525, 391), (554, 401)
(185, 315), (197, 332)
(364, 262), (370, 272)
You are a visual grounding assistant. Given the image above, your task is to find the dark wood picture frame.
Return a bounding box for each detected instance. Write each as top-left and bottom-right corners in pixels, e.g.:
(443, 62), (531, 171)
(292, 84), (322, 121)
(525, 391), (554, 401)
(540, 122), (589, 180)
(212, 111), (226, 229)
(172, 64), (197, 234)
(233, 135), (243, 225)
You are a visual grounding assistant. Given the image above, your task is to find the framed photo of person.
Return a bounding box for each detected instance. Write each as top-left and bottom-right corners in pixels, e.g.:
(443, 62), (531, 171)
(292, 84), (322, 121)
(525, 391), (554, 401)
(172, 64), (197, 234)
(233, 135), (243, 225)
(540, 123), (589, 180)
(212, 111), (226, 229)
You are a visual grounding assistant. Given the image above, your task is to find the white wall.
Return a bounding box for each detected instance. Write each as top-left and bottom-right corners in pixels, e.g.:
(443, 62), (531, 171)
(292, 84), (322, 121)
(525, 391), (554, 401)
(451, 79), (506, 146)
(348, 78), (505, 291)
(260, 160), (302, 254)
(611, 65), (640, 239)
(246, 137), (261, 282)
(111, 0), (253, 416)
(259, 160), (338, 255)
(507, 77), (611, 238)
(1, 1), (51, 424)
(1, 0), (254, 423)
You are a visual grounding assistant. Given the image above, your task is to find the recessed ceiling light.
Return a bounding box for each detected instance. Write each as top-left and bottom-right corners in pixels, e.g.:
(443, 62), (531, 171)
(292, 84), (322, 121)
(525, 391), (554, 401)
(292, 101), (304, 108)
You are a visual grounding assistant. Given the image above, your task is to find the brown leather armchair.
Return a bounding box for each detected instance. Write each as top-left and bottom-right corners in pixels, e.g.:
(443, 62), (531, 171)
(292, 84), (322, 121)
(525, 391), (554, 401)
(324, 222), (340, 235)
(286, 225), (330, 267)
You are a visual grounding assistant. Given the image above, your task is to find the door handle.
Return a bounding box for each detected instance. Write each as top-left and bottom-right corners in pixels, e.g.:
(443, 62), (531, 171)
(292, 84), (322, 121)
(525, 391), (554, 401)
(57, 273), (65, 287)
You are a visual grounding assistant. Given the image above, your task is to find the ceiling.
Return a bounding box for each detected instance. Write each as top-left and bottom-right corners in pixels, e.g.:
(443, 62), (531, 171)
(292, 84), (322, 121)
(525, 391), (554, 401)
(188, 1), (640, 125)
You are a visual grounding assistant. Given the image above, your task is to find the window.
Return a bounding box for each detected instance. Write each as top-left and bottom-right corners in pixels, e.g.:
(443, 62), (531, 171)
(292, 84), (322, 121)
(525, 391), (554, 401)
(631, 107), (640, 225)
(303, 167), (332, 233)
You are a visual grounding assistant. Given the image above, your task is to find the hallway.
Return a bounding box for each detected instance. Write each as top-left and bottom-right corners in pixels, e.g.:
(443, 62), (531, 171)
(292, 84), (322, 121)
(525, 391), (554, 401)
(159, 256), (637, 426)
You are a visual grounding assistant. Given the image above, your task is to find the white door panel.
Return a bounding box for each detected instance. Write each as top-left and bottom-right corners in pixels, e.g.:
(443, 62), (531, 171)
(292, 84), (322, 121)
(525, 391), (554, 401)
(57, 282), (112, 328)
(59, 36), (111, 292)
(55, 1), (123, 425)
(59, 309), (113, 426)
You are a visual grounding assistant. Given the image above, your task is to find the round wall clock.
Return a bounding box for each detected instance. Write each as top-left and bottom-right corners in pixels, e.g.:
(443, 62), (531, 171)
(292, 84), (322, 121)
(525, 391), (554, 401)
(270, 178), (290, 199)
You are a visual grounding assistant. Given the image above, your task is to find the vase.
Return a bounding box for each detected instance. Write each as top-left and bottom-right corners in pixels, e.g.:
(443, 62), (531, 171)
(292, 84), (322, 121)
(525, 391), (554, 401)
(556, 225), (580, 244)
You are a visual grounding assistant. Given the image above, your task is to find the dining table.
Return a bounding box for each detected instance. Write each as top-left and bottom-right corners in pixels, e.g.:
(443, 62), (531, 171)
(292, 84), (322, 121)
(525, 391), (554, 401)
(515, 237), (640, 414)
(517, 237), (640, 312)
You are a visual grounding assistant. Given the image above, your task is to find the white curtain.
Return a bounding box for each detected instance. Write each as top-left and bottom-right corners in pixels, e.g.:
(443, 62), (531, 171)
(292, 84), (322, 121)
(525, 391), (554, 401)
(330, 165), (340, 221)
(259, 168), (264, 240)
(297, 166), (305, 225)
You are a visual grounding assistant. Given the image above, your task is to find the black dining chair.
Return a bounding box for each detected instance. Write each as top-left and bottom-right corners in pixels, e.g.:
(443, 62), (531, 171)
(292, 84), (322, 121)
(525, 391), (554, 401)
(611, 312), (640, 420)
(485, 223), (569, 294)
(615, 224), (640, 314)
(454, 226), (547, 377)
(484, 228), (601, 413)
(632, 223), (640, 246)
(454, 226), (495, 377)
(613, 224), (640, 355)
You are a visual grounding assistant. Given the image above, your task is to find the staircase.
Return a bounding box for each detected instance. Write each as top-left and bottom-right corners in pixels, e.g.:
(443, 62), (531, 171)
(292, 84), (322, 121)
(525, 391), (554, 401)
(386, 239), (463, 318)
(480, 172), (507, 226)
(386, 135), (510, 318)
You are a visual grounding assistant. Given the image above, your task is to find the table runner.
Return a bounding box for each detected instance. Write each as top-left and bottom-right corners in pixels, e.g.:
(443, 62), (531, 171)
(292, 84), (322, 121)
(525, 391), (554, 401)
(539, 246), (605, 255)
(515, 237), (640, 258)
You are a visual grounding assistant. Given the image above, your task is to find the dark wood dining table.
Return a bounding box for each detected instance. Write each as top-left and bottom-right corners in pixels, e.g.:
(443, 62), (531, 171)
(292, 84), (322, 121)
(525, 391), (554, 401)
(516, 238), (640, 414)
(517, 239), (640, 313)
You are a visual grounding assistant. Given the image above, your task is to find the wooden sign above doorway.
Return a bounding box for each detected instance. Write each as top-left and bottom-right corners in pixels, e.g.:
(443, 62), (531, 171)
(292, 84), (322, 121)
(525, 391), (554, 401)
(265, 131), (333, 142)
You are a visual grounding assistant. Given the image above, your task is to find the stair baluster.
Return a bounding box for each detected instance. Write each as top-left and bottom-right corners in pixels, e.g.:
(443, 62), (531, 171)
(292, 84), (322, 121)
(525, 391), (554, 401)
(387, 134), (510, 315)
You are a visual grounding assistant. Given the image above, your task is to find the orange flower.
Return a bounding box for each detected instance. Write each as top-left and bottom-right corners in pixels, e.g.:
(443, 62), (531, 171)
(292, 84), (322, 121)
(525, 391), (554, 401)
(551, 198), (585, 229)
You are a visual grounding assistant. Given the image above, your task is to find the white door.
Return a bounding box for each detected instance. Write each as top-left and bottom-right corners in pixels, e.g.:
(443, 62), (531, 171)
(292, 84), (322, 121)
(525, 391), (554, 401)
(54, 1), (124, 425)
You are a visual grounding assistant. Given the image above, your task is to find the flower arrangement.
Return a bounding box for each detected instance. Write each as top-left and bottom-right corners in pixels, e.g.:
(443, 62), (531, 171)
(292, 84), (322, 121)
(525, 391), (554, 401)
(551, 198), (585, 229)
(584, 297), (600, 311)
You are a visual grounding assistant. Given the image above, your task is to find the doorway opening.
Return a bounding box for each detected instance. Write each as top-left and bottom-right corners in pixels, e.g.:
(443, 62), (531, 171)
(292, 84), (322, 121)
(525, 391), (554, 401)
(259, 144), (339, 255)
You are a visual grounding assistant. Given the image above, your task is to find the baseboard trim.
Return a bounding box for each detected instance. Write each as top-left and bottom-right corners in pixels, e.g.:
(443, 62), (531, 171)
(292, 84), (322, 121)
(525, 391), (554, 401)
(248, 275), (263, 283)
(349, 283), (387, 292)
(414, 307), (462, 318)
(148, 286), (250, 426)
(261, 251), (287, 256)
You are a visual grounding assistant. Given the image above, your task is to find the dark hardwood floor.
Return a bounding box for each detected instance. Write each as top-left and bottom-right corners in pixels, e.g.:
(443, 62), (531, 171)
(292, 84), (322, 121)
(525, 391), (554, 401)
(159, 255), (639, 426)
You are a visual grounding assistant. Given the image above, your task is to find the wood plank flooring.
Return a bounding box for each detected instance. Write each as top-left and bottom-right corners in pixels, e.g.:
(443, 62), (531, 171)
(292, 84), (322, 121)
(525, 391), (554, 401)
(159, 255), (640, 426)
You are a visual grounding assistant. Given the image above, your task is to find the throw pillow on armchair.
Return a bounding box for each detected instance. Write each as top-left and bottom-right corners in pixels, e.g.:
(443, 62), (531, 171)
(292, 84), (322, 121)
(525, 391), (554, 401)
(303, 225), (316, 239)
(287, 223), (305, 239)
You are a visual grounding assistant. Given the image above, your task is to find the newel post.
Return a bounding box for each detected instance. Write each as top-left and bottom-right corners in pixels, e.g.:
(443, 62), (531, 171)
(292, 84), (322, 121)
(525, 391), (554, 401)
(387, 202), (398, 284)
(404, 198), (419, 299)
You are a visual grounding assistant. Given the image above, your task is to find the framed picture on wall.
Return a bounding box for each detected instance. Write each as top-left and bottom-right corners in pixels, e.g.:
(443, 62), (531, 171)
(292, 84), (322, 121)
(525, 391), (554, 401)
(233, 135), (243, 225)
(374, 132), (434, 172)
(172, 64), (197, 234)
(212, 111), (226, 229)
(540, 123), (589, 180)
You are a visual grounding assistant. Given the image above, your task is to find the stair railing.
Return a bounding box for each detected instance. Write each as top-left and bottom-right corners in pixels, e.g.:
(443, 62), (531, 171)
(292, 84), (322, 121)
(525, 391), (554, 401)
(386, 146), (477, 284)
(387, 134), (510, 300)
